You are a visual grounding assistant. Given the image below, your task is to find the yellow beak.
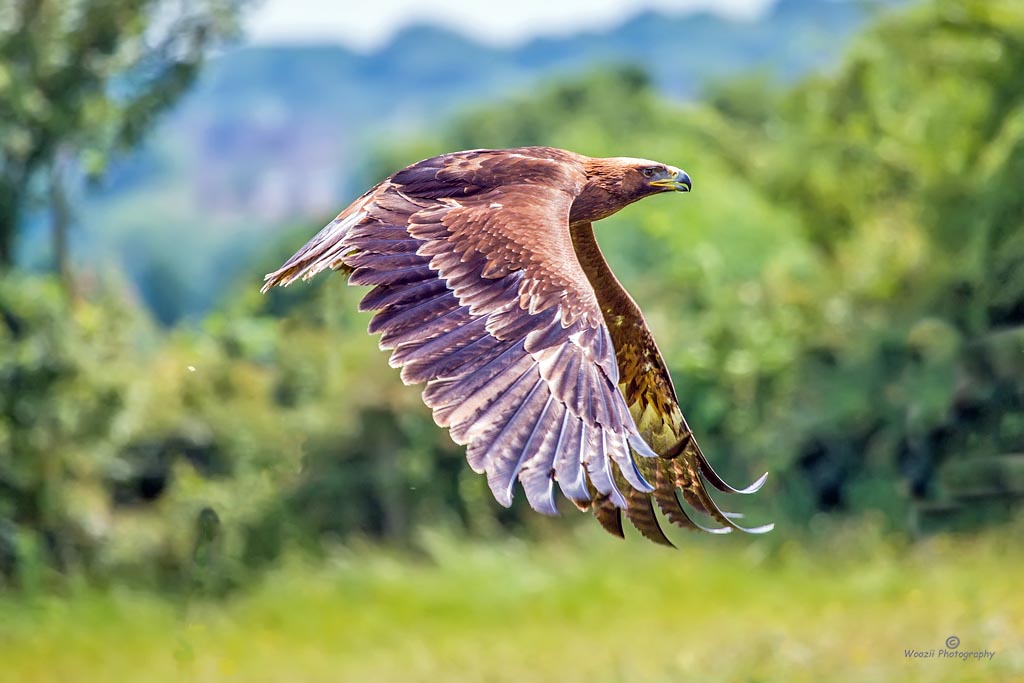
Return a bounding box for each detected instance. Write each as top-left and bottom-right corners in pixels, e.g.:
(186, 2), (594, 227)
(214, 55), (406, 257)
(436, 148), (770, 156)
(650, 167), (692, 192)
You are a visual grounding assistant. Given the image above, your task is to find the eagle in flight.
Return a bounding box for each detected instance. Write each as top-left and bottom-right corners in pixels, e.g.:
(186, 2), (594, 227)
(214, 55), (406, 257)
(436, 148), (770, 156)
(263, 146), (771, 545)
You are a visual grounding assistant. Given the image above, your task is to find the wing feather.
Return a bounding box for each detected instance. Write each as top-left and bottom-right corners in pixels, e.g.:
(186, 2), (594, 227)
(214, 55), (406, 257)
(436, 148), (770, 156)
(584, 427), (626, 508)
(457, 360), (541, 447)
(624, 488), (674, 547)
(592, 496), (625, 539)
(398, 318), (492, 383)
(482, 378), (550, 505)
(444, 351), (536, 440)
(517, 397), (564, 514)
(549, 402), (589, 502)
(381, 305), (473, 350)
(359, 278), (449, 312)
(348, 263), (435, 287)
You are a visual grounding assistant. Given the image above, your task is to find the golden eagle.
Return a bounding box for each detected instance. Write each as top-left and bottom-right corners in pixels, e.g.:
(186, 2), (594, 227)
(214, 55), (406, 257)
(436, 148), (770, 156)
(263, 147), (771, 545)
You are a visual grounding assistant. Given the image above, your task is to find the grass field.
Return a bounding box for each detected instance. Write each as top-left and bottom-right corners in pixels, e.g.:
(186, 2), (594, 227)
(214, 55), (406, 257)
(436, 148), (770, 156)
(1, 522), (1021, 683)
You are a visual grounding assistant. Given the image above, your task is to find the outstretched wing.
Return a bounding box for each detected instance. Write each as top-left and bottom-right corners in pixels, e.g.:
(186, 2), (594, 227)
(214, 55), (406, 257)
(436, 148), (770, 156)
(263, 149), (659, 518)
(572, 223), (772, 545)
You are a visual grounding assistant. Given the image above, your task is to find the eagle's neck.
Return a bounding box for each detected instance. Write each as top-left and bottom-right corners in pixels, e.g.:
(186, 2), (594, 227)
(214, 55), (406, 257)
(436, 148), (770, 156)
(569, 185), (620, 224)
(570, 222), (644, 350)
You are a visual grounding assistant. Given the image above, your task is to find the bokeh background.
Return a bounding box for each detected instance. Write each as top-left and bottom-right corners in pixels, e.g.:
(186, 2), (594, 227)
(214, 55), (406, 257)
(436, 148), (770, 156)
(1, 0), (1022, 681)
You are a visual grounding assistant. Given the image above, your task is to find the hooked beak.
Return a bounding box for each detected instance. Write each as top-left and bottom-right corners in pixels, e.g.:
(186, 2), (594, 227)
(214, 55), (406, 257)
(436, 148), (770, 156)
(649, 167), (692, 192)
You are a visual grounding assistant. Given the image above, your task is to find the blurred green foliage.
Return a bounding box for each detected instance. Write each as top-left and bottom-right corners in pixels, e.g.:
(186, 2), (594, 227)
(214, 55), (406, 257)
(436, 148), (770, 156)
(1, 0), (1023, 592)
(0, 0), (245, 269)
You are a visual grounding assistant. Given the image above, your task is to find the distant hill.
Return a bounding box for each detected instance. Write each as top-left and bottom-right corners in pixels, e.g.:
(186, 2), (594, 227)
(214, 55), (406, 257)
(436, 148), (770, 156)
(74, 0), (903, 322)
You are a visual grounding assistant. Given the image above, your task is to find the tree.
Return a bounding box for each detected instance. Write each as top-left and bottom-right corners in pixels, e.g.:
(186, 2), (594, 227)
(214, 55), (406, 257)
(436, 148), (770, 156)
(0, 0), (246, 274)
(708, 0), (1024, 523)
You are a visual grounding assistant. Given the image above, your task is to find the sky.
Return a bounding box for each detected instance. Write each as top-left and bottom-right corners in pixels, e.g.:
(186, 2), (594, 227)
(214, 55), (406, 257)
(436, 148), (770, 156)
(245, 0), (776, 51)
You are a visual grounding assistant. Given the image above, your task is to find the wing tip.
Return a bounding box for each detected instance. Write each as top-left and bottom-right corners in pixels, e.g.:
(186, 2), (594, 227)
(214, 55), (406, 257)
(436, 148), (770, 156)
(697, 451), (769, 495)
(519, 474), (560, 516)
(260, 269), (291, 294)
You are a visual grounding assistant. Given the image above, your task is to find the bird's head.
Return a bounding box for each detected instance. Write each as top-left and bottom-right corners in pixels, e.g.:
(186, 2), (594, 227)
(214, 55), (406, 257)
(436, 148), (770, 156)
(572, 156), (692, 224)
(626, 158), (692, 195)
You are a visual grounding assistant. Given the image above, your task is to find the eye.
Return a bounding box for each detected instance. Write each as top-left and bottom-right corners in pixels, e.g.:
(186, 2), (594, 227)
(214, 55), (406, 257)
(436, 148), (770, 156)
(641, 167), (658, 178)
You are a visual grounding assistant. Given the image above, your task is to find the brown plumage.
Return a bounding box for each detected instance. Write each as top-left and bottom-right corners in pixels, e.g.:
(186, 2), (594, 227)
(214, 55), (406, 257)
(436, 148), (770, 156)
(263, 146), (771, 545)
